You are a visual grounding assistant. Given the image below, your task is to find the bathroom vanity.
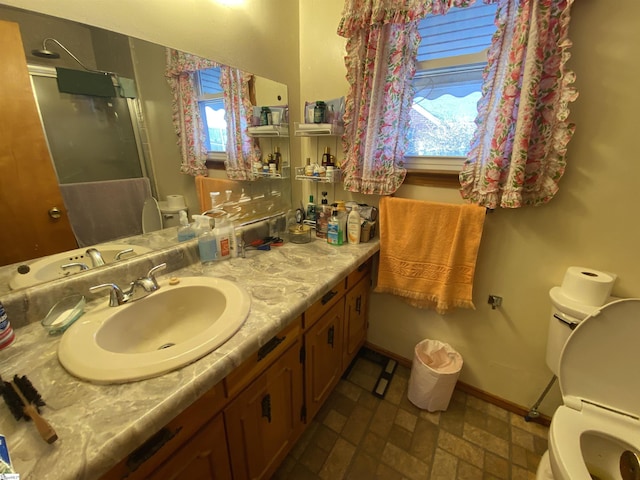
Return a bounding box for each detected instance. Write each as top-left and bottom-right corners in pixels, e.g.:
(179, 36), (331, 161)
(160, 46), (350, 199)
(0, 237), (378, 479)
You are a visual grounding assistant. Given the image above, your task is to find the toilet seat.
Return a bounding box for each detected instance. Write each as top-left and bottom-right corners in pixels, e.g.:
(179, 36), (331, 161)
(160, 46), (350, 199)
(549, 298), (640, 479)
(549, 402), (640, 479)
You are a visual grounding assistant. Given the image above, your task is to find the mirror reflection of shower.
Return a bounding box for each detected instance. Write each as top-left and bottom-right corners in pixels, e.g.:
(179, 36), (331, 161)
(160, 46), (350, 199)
(32, 37), (115, 76)
(28, 65), (147, 184)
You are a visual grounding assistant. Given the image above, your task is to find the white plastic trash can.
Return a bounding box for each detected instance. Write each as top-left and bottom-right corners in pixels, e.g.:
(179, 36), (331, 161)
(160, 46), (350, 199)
(407, 339), (463, 412)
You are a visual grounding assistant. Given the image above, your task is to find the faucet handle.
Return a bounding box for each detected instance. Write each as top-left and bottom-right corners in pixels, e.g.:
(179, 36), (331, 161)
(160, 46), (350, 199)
(147, 263), (167, 283)
(90, 283), (125, 307)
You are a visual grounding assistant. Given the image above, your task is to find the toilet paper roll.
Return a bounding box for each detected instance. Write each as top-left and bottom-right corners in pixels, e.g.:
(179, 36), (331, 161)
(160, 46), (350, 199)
(560, 266), (617, 307)
(166, 194), (186, 209)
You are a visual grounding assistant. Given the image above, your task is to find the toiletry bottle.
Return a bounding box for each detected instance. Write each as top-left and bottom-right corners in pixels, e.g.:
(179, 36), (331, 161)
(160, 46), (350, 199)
(336, 201), (347, 245)
(327, 207), (340, 245)
(260, 106), (271, 125)
(212, 215), (233, 261)
(210, 191), (221, 210)
(347, 206), (361, 245)
(177, 210), (196, 242)
(315, 192), (330, 239)
(305, 158), (314, 176)
(273, 146), (282, 172)
(192, 215), (217, 264)
(314, 101), (326, 123)
(0, 301), (15, 350)
(306, 195), (317, 223)
(321, 147), (331, 167)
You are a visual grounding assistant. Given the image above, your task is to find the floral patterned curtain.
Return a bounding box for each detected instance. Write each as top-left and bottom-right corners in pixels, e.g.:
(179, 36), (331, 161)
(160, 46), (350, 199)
(460, 0), (578, 208)
(220, 66), (261, 181)
(165, 49), (219, 176)
(338, 0), (477, 195)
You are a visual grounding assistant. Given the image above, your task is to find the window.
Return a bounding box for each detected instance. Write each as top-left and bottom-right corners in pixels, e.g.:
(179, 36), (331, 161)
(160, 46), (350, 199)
(407, 3), (498, 172)
(197, 67), (227, 158)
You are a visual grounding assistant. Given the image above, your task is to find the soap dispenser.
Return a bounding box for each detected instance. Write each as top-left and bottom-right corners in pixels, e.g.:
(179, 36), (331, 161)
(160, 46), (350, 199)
(192, 215), (217, 264)
(177, 210), (196, 242)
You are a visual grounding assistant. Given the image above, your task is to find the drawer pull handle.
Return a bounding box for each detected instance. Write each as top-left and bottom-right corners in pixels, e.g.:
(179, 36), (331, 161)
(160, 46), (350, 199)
(328, 325), (335, 347)
(261, 394), (272, 423)
(126, 426), (181, 472)
(258, 335), (285, 361)
(322, 290), (338, 305)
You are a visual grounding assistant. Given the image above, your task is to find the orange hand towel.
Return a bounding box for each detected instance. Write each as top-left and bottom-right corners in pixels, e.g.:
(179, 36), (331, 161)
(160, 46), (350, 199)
(376, 197), (485, 314)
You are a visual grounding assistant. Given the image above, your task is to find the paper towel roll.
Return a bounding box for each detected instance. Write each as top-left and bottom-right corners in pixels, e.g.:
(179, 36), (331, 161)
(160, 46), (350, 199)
(560, 266), (617, 307)
(166, 194), (186, 209)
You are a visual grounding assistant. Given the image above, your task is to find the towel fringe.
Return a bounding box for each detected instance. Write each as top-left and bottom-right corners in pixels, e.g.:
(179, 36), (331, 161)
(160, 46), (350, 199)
(375, 286), (476, 315)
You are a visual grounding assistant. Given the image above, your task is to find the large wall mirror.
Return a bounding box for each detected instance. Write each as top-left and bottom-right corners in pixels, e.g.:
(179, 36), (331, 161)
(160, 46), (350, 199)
(0, 4), (291, 294)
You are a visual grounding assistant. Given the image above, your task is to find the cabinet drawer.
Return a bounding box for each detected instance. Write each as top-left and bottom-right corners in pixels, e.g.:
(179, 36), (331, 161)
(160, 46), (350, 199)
(345, 258), (372, 291)
(303, 280), (346, 329)
(102, 381), (226, 480)
(225, 318), (301, 400)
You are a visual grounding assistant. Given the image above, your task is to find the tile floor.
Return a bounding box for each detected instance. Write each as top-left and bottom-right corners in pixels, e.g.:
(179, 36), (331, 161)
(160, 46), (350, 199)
(273, 353), (549, 479)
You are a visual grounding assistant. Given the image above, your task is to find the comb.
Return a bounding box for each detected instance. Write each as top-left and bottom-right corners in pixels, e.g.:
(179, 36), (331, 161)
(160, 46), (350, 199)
(0, 375), (57, 444)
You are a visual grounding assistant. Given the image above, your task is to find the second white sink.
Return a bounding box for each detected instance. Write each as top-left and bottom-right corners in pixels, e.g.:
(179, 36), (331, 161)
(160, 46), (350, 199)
(58, 276), (251, 384)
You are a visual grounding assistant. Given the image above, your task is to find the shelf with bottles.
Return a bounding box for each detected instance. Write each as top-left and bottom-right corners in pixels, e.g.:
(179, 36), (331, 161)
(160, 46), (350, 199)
(294, 122), (344, 137)
(247, 124), (289, 137)
(252, 165), (290, 180)
(295, 166), (342, 183)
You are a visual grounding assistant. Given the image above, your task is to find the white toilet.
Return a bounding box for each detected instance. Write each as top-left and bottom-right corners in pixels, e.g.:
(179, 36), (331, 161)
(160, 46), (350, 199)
(537, 297), (640, 479)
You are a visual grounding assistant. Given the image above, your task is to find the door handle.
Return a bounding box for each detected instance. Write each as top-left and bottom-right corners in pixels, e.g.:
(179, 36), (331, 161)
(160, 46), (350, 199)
(261, 394), (272, 423)
(355, 295), (362, 314)
(48, 207), (62, 219)
(327, 325), (335, 347)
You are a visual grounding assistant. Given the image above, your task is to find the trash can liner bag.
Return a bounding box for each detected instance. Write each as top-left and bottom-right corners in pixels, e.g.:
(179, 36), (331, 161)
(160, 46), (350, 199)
(407, 339), (463, 412)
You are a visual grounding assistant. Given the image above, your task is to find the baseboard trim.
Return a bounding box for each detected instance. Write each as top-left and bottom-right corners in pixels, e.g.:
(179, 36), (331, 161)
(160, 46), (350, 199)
(364, 342), (551, 427)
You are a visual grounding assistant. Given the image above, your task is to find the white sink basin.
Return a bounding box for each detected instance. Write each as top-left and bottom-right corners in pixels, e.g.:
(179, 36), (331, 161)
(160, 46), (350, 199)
(10, 244), (152, 290)
(58, 276), (251, 384)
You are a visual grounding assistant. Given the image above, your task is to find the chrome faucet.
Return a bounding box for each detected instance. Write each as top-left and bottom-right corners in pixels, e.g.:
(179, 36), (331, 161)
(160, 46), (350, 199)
(90, 263), (167, 306)
(61, 262), (90, 274)
(85, 248), (106, 267)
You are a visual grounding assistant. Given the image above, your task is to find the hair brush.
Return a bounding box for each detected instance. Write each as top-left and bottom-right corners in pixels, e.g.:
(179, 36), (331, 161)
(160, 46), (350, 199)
(0, 375), (57, 444)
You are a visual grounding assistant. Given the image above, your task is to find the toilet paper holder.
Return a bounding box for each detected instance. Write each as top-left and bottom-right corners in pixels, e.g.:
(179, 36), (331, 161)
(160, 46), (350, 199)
(488, 295), (503, 309)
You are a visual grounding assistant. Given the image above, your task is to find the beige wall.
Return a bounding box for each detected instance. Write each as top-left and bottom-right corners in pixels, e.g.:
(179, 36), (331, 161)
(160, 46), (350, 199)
(299, 0), (640, 416)
(7, 0), (640, 416)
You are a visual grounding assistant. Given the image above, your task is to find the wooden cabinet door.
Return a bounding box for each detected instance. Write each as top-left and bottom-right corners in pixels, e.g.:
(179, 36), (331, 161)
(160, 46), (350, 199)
(0, 20), (77, 266)
(225, 339), (304, 480)
(305, 298), (345, 421)
(343, 275), (370, 369)
(148, 413), (231, 480)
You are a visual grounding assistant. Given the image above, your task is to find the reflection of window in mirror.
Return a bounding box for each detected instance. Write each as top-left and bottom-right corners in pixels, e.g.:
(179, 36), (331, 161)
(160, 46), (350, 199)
(197, 67), (227, 159)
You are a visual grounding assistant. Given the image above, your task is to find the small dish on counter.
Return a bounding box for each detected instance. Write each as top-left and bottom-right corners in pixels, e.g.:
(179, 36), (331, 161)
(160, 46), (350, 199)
(288, 224), (312, 244)
(41, 294), (85, 335)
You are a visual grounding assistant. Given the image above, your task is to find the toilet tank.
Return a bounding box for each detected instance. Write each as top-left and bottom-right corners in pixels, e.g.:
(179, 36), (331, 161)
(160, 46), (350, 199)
(546, 287), (600, 375)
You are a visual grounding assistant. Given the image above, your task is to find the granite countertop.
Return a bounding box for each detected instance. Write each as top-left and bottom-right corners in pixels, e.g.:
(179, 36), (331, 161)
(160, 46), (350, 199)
(0, 238), (379, 480)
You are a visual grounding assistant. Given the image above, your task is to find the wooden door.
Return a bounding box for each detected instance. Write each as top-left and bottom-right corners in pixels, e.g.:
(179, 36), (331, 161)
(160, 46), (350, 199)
(305, 298), (345, 421)
(343, 275), (371, 369)
(0, 20), (77, 266)
(225, 340), (304, 480)
(148, 413), (232, 480)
